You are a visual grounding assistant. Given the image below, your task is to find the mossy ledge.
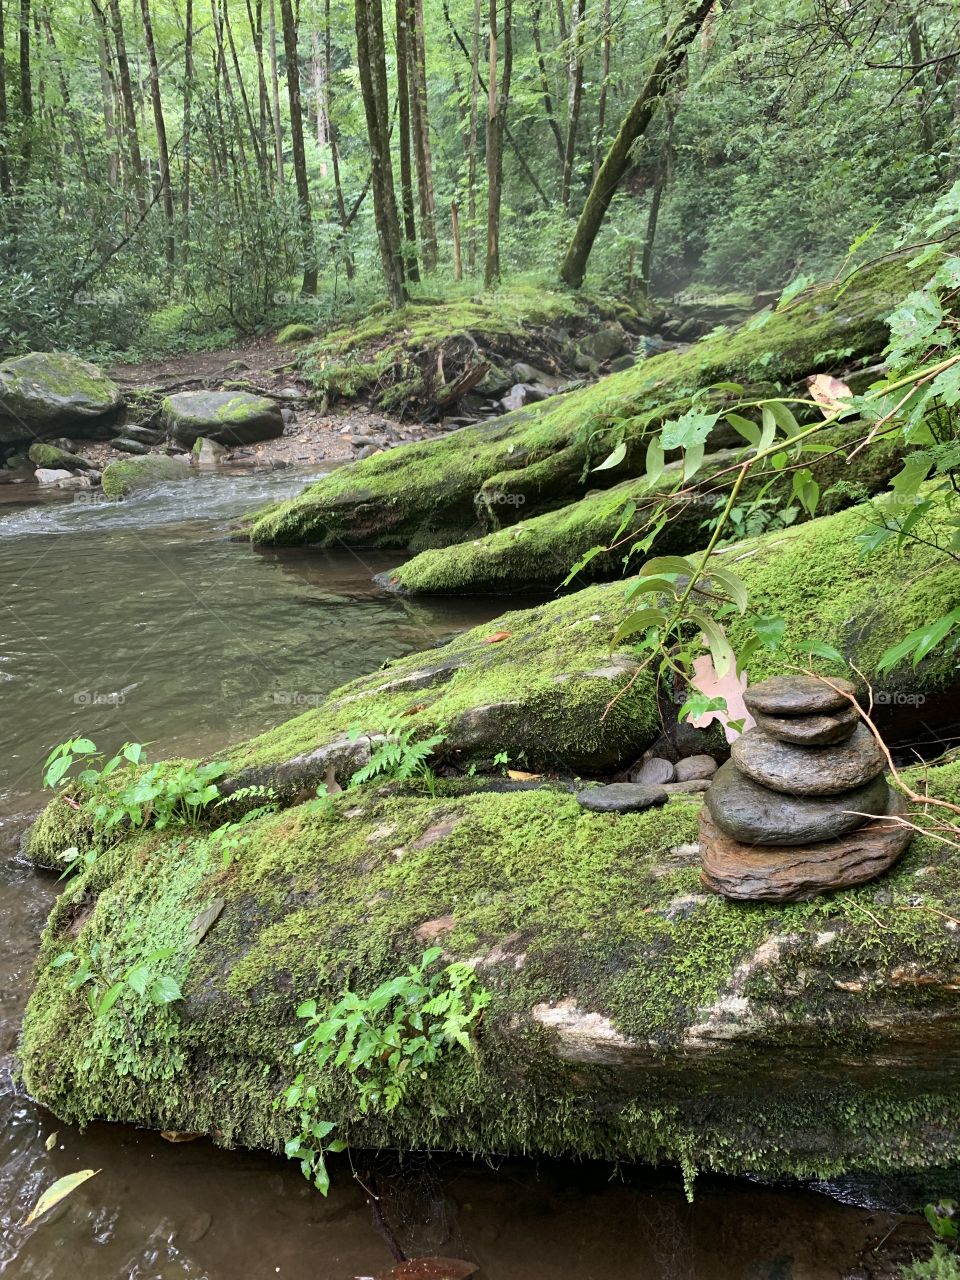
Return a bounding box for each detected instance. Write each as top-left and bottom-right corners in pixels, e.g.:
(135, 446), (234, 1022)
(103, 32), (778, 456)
(246, 258), (912, 551)
(18, 755), (960, 1183)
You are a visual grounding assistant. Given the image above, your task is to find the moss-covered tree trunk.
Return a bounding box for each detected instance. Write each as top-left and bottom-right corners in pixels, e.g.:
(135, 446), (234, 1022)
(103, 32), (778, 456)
(559, 0), (715, 289)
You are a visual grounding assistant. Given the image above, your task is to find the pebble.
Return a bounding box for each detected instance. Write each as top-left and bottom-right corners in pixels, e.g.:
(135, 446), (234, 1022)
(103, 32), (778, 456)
(731, 724), (885, 796)
(630, 757), (676, 786)
(704, 760), (891, 845)
(743, 674), (856, 718)
(576, 783), (669, 814)
(674, 754), (718, 782)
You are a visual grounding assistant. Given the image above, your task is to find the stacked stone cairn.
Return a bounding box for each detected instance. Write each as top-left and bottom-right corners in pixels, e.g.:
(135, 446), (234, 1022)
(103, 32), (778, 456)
(700, 675), (913, 902)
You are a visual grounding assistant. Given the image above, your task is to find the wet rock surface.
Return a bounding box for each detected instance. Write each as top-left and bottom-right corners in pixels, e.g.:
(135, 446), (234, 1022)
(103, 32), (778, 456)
(753, 705), (859, 746)
(731, 723), (885, 796)
(743, 675), (857, 718)
(699, 796), (913, 901)
(576, 783), (669, 813)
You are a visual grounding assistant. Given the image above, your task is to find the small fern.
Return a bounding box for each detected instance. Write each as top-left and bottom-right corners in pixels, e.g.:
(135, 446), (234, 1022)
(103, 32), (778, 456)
(349, 719), (447, 793)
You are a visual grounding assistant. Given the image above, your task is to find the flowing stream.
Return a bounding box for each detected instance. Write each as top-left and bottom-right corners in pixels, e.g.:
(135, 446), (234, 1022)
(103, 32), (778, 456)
(0, 469), (928, 1278)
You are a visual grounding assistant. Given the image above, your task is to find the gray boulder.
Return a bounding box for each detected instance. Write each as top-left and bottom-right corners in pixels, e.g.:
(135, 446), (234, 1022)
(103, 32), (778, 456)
(579, 324), (629, 362)
(34, 468), (73, 485)
(28, 442), (94, 471)
(0, 352), (122, 446)
(101, 453), (192, 500)
(162, 391), (285, 448)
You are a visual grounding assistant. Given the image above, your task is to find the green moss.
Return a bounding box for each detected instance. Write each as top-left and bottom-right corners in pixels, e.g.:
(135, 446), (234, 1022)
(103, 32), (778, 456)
(248, 257), (913, 550)
(275, 323), (316, 345)
(19, 759), (960, 1181)
(101, 454), (192, 499)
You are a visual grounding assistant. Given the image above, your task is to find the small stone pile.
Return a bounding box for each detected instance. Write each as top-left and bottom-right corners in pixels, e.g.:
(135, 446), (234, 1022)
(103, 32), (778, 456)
(700, 675), (912, 902)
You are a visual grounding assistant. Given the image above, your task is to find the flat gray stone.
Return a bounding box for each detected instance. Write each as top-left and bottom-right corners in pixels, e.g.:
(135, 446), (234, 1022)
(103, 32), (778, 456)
(743, 675), (857, 718)
(705, 760), (891, 845)
(731, 724), (885, 796)
(753, 705), (859, 746)
(674, 754), (718, 782)
(162, 390), (284, 448)
(577, 783), (668, 814)
(700, 793), (912, 901)
(630, 757), (676, 786)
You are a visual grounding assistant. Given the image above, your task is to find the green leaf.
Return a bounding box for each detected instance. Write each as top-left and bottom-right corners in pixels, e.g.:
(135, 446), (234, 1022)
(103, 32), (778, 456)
(661, 408), (719, 451)
(889, 453), (933, 500)
(765, 401), (800, 438)
(149, 975), (182, 1005)
(709, 567), (749, 614)
(800, 639), (845, 665)
(96, 982), (126, 1017)
(25, 1169), (100, 1225)
(592, 441), (626, 472)
(682, 443), (705, 483)
(125, 965), (151, 997)
(644, 435), (664, 488)
(725, 412), (761, 447)
(690, 611), (736, 678)
(778, 274), (814, 307)
(611, 608), (666, 648)
(752, 615), (786, 650)
(639, 555), (696, 578)
(758, 406), (777, 455)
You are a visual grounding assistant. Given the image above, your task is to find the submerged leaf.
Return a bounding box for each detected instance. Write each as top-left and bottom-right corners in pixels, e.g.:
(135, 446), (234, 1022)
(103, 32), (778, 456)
(25, 1169), (100, 1225)
(374, 1259), (479, 1280)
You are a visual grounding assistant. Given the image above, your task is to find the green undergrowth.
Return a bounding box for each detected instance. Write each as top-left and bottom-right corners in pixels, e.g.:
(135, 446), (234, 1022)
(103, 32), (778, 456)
(18, 757), (960, 1180)
(247, 256), (913, 550)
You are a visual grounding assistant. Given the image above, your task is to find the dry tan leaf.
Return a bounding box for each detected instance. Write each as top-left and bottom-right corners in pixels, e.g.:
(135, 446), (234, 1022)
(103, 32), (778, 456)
(323, 764), (343, 795)
(507, 770), (542, 781)
(687, 654), (755, 743)
(482, 630), (512, 644)
(25, 1169), (100, 1225)
(402, 703), (428, 716)
(160, 1131), (201, 1143)
(374, 1259), (479, 1280)
(807, 373), (852, 417)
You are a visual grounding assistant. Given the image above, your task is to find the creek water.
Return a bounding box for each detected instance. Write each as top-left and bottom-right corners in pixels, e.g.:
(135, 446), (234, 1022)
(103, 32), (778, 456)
(0, 470), (928, 1278)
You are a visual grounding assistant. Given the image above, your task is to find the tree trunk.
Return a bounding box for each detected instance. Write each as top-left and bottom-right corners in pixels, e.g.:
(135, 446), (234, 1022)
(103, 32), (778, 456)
(224, 0), (266, 179)
(592, 0), (611, 177)
(355, 0), (406, 307)
(138, 0), (175, 261)
(279, 0), (317, 295)
(268, 0), (284, 184)
(325, 0), (354, 278)
(107, 0), (146, 206)
(639, 84), (678, 292)
(395, 0), (420, 280)
(451, 198), (462, 280)
(18, 0), (31, 173)
(408, 0), (438, 272)
(311, 29), (328, 173)
(484, 0), (512, 287)
(464, 0), (481, 271)
(559, 0), (713, 289)
(0, 0), (10, 193)
(182, 0), (193, 216)
(90, 1), (120, 189)
(560, 0), (585, 208)
(531, 0), (564, 168)
(246, 0), (270, 180)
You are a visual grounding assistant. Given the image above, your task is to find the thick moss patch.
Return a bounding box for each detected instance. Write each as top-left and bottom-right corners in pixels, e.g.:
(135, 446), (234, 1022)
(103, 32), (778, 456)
(247, 258), (913, 551)
(18, 757), (960, 1181)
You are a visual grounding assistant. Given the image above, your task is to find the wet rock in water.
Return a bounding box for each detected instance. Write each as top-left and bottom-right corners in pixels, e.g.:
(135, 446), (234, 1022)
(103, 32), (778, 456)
(674, 754), (718, 782)
(704, 760), (891, 845)
(576, 782), (668, 813)
(34, 467), (73, 485)
(193, 436), (230, 468)
(101, 453), (192, 500)
(500, 384), (529, 413)
(699, 796), (912, 901)
(27, 442), (94, 471)
(744, 674), (857, 717)
(162, 390), (285, 448)
(753, 704), (860, 746)
(0, 351), (123, 446)
(629, 757), (676, 786)
(731, 724), (885, 796)
(54, 474), (93, 490)
(111, 437), (151, 455)
(4, 451), (31, 471)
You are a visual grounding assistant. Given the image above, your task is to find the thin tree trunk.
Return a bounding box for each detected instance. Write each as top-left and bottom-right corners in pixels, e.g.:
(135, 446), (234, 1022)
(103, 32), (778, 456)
(41, 15), (90, 181)
(325, 0), (354, 277)
(0, 0), (10, 193)
(224, 0), (266, 179)
(182, 0), (193, 216)
(355, 0), (406, 306)
(906, 16), (936, 165)
(559, 0), (714, 289)
(484, 0), (512, 287)
(466, 0), (481, 271)
(138, 0), (175, 261)
(560, 0), (586, 208)
(531, 0), (564, 167)
(90, 1), (120, 189)
(18, 0), (31, 173)
(639, 93), (676, 291)
(107, 0), (146, 206)
(268, 0), (284, 183)
(279, 0), (317, 294)
(451, 199), (462, 280)
(408, 0), (438, 271)
(245, 0), (269, 179)
(395, 0), (419, 279)
(592, 0), (611, 177)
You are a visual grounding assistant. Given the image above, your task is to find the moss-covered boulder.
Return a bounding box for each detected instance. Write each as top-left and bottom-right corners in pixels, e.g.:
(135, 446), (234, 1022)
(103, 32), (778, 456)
(247, 259), (912, 550)
(275, 323), (316, 345)
(162, 391), (284, 449)
(101, 453), (192, 499)
(0, 352), (122, 446)
(18, 755), (960, 1183)
(386, 431), (904, 595)
(27, 442), (94, 472)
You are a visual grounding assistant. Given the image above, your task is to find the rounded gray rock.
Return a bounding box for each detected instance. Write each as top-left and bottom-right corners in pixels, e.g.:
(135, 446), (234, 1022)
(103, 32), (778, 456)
(753, 705), (859, 746)
(743, 675), (856, 718)
(577, 783), (669, 814)
(705, 760), (891, 845)
(731, 724), (885, 796)
(629, 757), (676, 786)
(674, 754), (718, 782)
